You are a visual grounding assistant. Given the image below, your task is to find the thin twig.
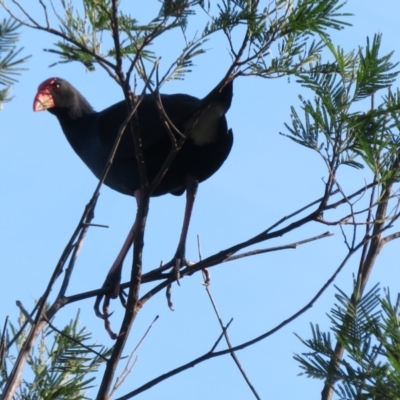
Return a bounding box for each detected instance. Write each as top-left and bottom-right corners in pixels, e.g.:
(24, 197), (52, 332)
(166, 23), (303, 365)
(45, 318), (109, 362)
(0, 317), (9, 375)
(198, 236), (261, 400)
(225, 231), (333, 263)
(6, 301), (40, 350)
(110, 315), (159, 397)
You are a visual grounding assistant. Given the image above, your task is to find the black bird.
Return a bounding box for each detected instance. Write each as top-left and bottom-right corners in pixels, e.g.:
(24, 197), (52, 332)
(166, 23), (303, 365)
(33, 77), (233, 322)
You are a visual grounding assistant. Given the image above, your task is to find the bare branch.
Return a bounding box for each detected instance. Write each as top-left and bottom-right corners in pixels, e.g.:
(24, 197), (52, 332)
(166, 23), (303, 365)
(198, 236), (261, 400)
(109, 316), (159, 397)
(117, 243), (362, 399)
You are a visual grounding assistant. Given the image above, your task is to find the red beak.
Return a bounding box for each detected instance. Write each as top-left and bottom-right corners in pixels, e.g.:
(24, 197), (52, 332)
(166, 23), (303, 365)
(33, 88), (54, 112)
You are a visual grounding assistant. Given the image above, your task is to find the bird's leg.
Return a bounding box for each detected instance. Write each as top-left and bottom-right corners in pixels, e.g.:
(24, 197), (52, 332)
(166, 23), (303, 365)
(94, 188), (143, 320)
(172, 175), (198, 281)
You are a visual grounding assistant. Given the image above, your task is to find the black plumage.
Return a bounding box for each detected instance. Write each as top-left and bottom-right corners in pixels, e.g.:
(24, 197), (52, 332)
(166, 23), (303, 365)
(34, 78), (233, 197)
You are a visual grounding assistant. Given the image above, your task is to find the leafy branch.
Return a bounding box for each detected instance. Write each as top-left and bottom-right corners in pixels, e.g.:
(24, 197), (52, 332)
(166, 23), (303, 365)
(295, 286), (400, 400)
(0, 17), (29, 107)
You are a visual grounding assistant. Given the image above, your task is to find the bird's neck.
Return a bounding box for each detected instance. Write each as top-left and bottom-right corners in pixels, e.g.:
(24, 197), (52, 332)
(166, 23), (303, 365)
(50, 108), (97, 151)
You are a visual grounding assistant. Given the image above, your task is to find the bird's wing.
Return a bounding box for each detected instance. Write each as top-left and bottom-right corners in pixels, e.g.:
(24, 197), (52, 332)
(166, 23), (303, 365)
(97, 94), (201, 157)
(138, 93), (200, 142)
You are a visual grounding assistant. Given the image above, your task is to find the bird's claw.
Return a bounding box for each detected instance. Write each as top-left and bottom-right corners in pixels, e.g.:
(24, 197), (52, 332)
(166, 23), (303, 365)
(201, 268), (211, 286)
(166, 283), (174, 311)
(162, 253), (198, 283)
(173, 256), (184, 285)
(162, 253), (198, 311)
(94, 269), (125, 339)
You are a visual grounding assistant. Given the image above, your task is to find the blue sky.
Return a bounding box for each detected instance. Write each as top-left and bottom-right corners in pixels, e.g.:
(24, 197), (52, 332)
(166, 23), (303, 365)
(1, 1), (399, 399)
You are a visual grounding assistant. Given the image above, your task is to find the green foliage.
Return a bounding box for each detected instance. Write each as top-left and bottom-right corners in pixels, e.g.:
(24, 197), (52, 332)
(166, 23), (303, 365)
(201, 0), (351, 78)
(283, 34), (400, 181)
(295, 285), (400, 399)
(1, 311), (111, 399)
(46, 0), (202, 76)
(35, 0), (353, 85)
(0, 18), (29, 108)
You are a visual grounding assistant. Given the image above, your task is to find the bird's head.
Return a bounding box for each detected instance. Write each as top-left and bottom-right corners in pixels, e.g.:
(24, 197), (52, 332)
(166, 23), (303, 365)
(33, 77), (93, 118)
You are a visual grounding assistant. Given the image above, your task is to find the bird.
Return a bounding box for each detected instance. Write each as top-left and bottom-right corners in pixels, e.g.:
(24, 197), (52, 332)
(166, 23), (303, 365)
(33, 77), (233, 324)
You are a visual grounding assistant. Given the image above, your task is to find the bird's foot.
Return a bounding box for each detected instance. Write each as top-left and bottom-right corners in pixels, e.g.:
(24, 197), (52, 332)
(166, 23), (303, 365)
(201, 268), (211, 286)
(161, 253), (196, 311)
(94, 272), (121, 318)
(96, 294), (125, 340)
(166, 283), (174, 311)
(161, 252), (197, 283)
(173, 254), (185, 285)
(94, 269), (125, 340)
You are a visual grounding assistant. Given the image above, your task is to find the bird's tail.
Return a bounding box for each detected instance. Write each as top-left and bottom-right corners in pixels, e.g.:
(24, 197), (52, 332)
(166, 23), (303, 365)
(200, 78), (233, 114)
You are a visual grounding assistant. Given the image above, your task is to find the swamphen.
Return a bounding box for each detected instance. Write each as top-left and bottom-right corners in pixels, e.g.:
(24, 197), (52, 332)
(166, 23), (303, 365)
(33, 77), (233, 327)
